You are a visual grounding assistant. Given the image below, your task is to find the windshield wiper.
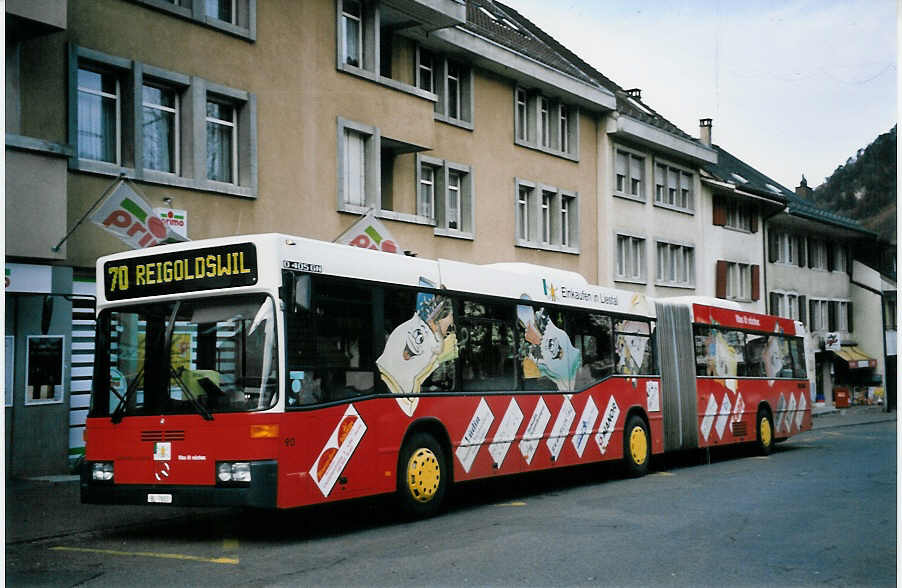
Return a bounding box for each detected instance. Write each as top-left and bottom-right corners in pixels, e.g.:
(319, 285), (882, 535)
(170, 367), (214, 421)
(111, 367), (144, 424)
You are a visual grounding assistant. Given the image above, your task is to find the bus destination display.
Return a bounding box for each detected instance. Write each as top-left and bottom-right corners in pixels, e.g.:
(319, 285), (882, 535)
(104, 243), (258, 300)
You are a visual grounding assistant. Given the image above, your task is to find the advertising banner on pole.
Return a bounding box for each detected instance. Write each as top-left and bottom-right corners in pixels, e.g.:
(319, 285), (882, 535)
(334, 209), (402, 254)
(154, 207), (189, 239)
(90, 181), (187, 249)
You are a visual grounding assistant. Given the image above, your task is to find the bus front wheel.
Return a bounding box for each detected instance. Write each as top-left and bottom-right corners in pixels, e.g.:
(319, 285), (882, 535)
(756, 409), (774, 456)
(397, 432), (447, 519)
(623, 415), (650, 477)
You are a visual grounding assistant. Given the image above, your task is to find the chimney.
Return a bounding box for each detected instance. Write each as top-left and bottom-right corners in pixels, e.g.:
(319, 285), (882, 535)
(796, 174), (813, 200)
(699, 118), (712, 146)
(626, 88), (641, 100)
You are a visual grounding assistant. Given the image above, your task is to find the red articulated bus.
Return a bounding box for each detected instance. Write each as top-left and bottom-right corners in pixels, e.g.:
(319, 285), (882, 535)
(82, 234), (811, 517)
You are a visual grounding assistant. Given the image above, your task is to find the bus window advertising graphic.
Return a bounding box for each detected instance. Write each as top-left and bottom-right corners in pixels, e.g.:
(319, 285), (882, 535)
(376, 278), (457, 416)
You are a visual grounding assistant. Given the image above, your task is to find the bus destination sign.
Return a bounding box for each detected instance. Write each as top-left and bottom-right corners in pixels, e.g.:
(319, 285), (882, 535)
(104, 243), (258, 301)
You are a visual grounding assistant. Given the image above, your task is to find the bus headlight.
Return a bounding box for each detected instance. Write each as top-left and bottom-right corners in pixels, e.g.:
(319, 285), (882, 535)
(91, 461), (114, 482)
(216, 462), (251, 485)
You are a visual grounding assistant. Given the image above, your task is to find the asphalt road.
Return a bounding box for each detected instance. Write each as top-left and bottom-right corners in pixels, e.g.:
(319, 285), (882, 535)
(8, 421), (896, 587)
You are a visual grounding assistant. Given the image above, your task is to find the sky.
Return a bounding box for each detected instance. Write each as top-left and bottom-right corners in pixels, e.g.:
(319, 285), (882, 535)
(510, 0), (897, 190)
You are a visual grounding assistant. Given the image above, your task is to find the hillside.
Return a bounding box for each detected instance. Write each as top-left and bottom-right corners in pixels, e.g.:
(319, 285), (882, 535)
(810, 126), (896, 244)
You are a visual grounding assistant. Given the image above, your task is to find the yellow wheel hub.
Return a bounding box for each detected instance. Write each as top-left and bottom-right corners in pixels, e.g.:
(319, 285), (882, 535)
(629, 426), (647, 465)
(760, 417), (772, 447)
(407, 447), (440, 503)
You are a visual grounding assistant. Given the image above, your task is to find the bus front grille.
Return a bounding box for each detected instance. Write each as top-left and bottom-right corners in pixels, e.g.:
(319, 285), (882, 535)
(141, 430), (186, 442)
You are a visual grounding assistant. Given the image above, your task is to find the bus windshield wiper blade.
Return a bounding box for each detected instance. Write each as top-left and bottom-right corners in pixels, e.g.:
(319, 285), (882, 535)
(171, 367), (214, 421)
(111, 367), (144, 424)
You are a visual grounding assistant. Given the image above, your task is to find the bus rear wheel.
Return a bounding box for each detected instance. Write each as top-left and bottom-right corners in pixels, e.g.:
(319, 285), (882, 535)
(756, 409), (774, 456)
(397, 432), (447, 519)
(623, 415), (650, 477)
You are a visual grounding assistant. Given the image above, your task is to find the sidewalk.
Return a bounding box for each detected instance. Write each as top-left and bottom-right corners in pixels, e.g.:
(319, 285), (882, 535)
(6, 406), (896, 545)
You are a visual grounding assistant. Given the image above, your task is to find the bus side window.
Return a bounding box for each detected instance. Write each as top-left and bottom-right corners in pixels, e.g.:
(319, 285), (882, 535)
(762, 335), (794, 378)
(460, 300), (515, 392)
(570, 312), (613, 387)
(789, 338), (807, 379)
(745, 333), (766, 377)
(694, 325), (713, 376)
(314, 279), (374, 401)
(614, 320), (653, 375)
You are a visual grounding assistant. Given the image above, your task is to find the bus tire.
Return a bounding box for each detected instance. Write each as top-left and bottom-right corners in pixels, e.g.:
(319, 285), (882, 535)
(623, 414), (650, 477)
(397, 432), (447, 519)
(756, 409), (774, 456)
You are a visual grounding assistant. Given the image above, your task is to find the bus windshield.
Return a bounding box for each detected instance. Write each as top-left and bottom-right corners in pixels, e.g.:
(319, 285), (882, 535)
(92, 293), (279, 419)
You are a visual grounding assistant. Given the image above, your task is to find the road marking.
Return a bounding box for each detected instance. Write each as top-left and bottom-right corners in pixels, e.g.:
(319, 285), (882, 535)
(655, 472), (675, 476)
(50, 546), (239, 565)
(495, 501), (527, 507)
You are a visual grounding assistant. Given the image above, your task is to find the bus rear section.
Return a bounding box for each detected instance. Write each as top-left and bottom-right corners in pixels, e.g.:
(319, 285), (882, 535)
(655, 299), (812, 455)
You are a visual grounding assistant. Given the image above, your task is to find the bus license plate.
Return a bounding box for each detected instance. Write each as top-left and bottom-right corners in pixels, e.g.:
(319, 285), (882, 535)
(147, 493), (172, 504)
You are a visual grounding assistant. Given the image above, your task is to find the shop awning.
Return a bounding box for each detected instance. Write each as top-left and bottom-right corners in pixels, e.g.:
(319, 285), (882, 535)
(833, 346), (878, 369)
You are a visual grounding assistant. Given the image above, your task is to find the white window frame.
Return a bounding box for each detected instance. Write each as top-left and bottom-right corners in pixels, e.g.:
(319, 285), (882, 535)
(810, 239), (829, 270)
(77, 65), (122, 166)
(653, 158), (695, 214)
(775, 231), (798, 264)
(341, 0), (363, 69)
(725, 200), (751, 231)
(417, 48), (473, 128)
(337, 117), (379, 212)
(834, 244), (847, 273)
(615, 233), (646, 283)
(418, 161), (436, 220)
(837, 300), (850, 331)
(655, 240), (695, 288)
(613, 145), (646, 202)
(772, 291), (801, 320)
(205, 96), (239, 185)
(514, 86), (579, 161)
(416, 154), (475, 238)
(142, 82), (180, 175)
(726, 262), (752, 301)
(810, 298), (830, 332)
(515, 179), (579, 253)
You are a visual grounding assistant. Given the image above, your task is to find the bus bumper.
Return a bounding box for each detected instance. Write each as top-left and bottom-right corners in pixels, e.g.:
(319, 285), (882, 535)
(80, 460), (278, 508)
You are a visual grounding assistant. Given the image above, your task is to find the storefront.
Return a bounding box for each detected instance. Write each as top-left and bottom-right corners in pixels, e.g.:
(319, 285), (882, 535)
(829, 345), (882, 407)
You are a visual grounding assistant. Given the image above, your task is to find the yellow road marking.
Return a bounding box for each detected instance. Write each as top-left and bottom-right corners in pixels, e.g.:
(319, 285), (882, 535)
(50, 546), (239, 565)
(655, 472), (675, 476)
(495, 501), (527, 507)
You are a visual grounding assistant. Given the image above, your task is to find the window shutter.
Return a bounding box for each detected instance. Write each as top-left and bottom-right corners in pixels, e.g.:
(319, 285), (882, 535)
(827, 243), (835, 271)
(751, 265), (760, 301)
(768, 231), (778, 263)
(828, 301), (837, 331)
(809, 299), (816, 329)
(846, 246), (853, 275)
(713, 196), (727, 226)
(749, 208), (758, 233)
(807, 237), (814, 268)
(847, 302), (854, 333)
(799, 295), (807, 325)
(797, 236), (806, 267)
(715, 260), (728, 299)
(770, 292), (780, 315)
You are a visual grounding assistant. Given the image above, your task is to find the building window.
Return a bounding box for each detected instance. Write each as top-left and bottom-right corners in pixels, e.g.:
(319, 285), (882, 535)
(516, 181), (578, 252)
(654, 160), (694, 212)
(809, 239), (828, 270)
(539, 97), (550, 148)
(517, 185), (531, 242)
(77, 66), (120, 164)
(206, 99), (237, 183)
(656, 242), (694, 287)
(417, 48), (434, 92)
(725, 201), (751, 231)
(834, 244), (847, 273)
(836, 300), (849, 331)
(771, 292), (801, 320)
(810, 299), (829, 331)
(614, 147), (645, 200)
(205, 0), (235, 23)
(71, 47), (257, 196)
(142, 83), (179, 174)
(616, 235), (645, 282)
(418, 162), (435, 219)
(416, 155), (474, 237)
(341, 0), (363, 68)
(514, 87), (578, 159)
(716, 260), (759, 301)
(417, 48), (473, 126)
(341, 126), (370, 208)
(515, 89), (527, 142)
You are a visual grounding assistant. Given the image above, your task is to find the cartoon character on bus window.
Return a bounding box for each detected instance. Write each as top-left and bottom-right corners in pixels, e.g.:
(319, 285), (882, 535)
(376, 278), (457, 417)
(517, 297), (580, 391)
(762, 323), (786, 378)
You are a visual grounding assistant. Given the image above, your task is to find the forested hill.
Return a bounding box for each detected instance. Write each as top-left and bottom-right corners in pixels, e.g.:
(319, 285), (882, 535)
(810, 125), (896, 244)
